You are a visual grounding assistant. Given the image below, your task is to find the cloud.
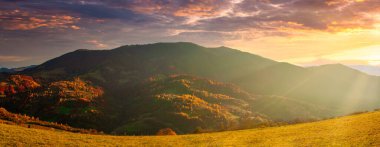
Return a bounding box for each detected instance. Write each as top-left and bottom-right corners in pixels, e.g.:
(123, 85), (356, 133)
(232, 0), (380, 32)
(0, 55), (28, 62)
(88, 0), (231, 17)
(1, 0), (380, 67)
(0, 9), (81, 30)
(293, 57), (371, 66)
(5, 0), (377, 34)
(86, 40), (107, 48)
(1, 0), (379, 32)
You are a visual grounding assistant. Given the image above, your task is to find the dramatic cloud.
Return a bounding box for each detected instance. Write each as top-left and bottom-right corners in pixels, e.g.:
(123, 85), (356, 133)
(121, 0), (231, 17)
(198, 0), (380, 33)
(0, 0), (380, 67)
(0, 9), (80, 30)
(86, 40), (108, 48)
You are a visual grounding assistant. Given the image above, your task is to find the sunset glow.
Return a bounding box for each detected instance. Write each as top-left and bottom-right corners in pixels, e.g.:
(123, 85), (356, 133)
(2, 1), (380, 145)
(0, 0), (380, 67)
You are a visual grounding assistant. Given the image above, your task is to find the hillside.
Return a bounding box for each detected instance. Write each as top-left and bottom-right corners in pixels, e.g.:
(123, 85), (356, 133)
(1, 42), (380, 135)
(0, 108), (99, 134)
(23, 42), (380, 116)
(2, 110), (380, 146)
(0, 73), (337, 135)
(0, 75), (105, 130)
(0, 74), (277, 135)
(106, 74), (272, 135)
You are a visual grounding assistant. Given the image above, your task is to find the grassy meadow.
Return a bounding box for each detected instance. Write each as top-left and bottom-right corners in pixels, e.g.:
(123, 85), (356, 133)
(1, 111), (380, 146)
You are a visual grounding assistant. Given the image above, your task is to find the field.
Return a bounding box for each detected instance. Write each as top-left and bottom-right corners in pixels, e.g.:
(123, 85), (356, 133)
(1, 111), (380, 146)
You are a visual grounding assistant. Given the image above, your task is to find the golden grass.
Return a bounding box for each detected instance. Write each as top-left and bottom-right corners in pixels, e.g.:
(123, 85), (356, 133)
(1, 111), (380, 146)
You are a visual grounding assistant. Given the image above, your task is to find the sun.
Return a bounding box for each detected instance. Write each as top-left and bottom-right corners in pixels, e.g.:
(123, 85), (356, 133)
(324, 45), (380, 65)
(368, 60), (380, 66)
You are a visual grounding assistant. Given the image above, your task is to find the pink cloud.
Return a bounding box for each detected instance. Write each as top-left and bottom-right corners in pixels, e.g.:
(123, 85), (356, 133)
(0, 9), (81, 31)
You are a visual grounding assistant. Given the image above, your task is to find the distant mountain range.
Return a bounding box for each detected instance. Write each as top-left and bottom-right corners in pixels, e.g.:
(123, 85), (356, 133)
(349, 65), (380, 76)
(0, 65), (37, 73)
(1, 42), (380, 135)
(0, 67), (13, 73)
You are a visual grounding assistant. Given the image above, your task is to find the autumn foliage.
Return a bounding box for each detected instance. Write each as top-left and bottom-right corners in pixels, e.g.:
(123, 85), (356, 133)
(49, 77), (103, 102)
(0, 74), (274, 135)
(0, 75), (40, 96)
(110, 74), (270, 135)
(0, 75), (104, 129)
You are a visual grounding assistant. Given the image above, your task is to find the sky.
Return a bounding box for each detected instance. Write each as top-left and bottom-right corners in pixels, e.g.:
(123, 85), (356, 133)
(0, 0), (380, 68)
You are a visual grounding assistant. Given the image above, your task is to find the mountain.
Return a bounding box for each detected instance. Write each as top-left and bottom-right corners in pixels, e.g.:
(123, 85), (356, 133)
(1, 42), (380, 134)
(349, 65), (380, 76)
(26, 42), (380, 112)
(0, 67), (13, 73)
(0, 65), (37, 73)
(2, 109), (380, 146)
(12, 65), (38, 72)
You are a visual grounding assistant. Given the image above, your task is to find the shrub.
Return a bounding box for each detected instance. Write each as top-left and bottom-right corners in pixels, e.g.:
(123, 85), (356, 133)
(156, 128), (177, 136)
(193, 127), (204, 134)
